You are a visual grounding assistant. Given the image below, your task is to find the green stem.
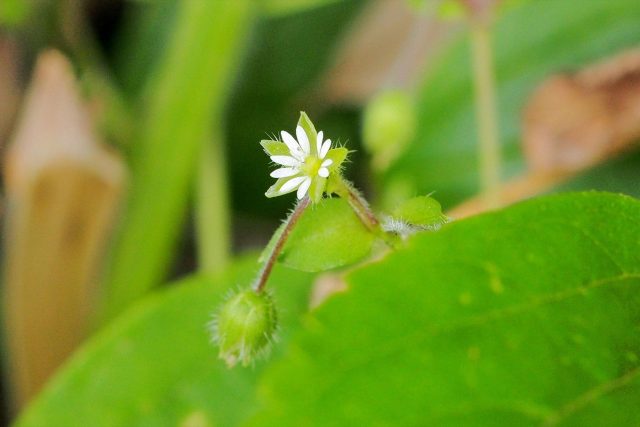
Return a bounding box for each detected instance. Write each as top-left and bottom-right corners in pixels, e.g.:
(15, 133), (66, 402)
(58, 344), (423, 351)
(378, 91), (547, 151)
(335, 177), (398, 248)
(470, 20), (501, 208)
(338, 179), (379, 231)
(253, 197), (311, 293)
(195, 126), (230, 274)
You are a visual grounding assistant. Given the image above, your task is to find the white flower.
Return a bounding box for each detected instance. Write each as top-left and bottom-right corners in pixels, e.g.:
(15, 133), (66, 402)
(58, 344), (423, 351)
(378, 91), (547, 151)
(262, 118), (348, 203)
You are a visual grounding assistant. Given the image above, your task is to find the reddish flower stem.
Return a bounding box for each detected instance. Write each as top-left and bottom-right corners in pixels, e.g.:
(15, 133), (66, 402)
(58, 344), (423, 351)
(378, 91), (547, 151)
(253, 196), (311, 293)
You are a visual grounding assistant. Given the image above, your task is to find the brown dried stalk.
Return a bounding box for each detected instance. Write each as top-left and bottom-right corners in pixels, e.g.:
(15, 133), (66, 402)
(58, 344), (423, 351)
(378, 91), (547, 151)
(2, 50), (126, 409)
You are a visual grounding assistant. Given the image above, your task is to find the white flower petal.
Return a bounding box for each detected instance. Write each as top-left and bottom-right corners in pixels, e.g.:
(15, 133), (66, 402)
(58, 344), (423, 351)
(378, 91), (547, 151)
(270, 167), (298, 178)
(318, 167), (329, 178)
(280, 176), (306, 193)
(321, 159), (333, 168)
(296, 177), (312, 199)
(316, 131), (324, 155)
(290, 147), (305, 162)
(320, 139), (331, 158)
(296, 126), (310, 154)
(281, 130), (300, 153)
(271, 155), (300, 167)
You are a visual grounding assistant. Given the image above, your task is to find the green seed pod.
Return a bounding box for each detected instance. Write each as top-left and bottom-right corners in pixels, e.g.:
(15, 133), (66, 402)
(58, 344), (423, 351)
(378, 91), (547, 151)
(362, 89), (417, 171)
(211, 289), (277, 368)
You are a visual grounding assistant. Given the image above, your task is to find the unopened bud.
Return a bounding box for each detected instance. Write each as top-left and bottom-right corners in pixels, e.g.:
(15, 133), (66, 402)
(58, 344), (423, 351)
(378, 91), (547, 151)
(389, 195), (450, 234)
(363, 90), (417, 171)
(211, 289), (277, 368)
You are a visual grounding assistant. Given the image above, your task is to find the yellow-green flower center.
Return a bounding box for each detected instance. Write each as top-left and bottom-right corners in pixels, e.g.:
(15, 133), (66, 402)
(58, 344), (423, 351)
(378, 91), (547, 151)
(302, 155), (322, 177)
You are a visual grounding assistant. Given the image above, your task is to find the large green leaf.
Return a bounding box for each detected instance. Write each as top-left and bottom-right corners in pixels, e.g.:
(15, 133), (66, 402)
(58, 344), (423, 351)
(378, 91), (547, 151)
(261, 198), (376, 273)
(253, 192), (640, 426)
(15, 258), (314, 427)
(387, 0), (640, 206)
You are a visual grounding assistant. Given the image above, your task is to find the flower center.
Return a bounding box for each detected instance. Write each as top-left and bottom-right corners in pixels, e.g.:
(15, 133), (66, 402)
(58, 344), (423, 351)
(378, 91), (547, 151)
(302, 156), (322, 177)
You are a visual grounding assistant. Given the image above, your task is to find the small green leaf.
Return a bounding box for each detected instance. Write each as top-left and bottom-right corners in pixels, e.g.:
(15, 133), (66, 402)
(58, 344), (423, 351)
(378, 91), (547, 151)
(325, 173), (344, 196)
(281, 198), (376, 272)
(392, 195), (449, 228)
(324, 147), (349, 172)
(297, 111), (317, 153)
(262, 198), (376, 272)
(265, 177), (299, 198)
(308, 177), (326, 204)
(260, 140), (289, 156)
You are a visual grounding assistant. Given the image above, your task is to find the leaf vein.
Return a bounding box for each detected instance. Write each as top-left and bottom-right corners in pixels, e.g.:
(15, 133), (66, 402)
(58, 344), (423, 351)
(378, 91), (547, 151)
(333, 273), (640, 378)
(540, 366), (640, 426)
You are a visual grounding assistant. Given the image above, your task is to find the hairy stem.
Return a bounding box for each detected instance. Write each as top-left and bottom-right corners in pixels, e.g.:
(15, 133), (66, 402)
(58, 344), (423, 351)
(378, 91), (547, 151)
(253, 197), (311, 293)
(470, 20), (501, 208)
(337, 179), (379, 231)
(335, 178), (399, 248)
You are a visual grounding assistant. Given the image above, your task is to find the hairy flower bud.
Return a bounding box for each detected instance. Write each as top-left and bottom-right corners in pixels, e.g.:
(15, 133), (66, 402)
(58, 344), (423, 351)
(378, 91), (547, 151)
(383, 195), (451, 238)
(211, 289), (277, 368)
(392, 195), (449, 229)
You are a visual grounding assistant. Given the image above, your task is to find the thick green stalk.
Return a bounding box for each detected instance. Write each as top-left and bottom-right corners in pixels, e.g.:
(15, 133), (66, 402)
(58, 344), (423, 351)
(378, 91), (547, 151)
(470, 20), (501, 208)
(99, 1), (253, 325)
(195, 127), (231, 274)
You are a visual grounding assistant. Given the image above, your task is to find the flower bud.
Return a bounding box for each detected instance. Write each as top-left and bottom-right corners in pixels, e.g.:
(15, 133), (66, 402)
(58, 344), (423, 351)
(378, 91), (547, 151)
(393, 195), (449, 228)
(363, 89), (417, 171)
(211, 289), (277, 367)
(386, 195), (450, 237)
